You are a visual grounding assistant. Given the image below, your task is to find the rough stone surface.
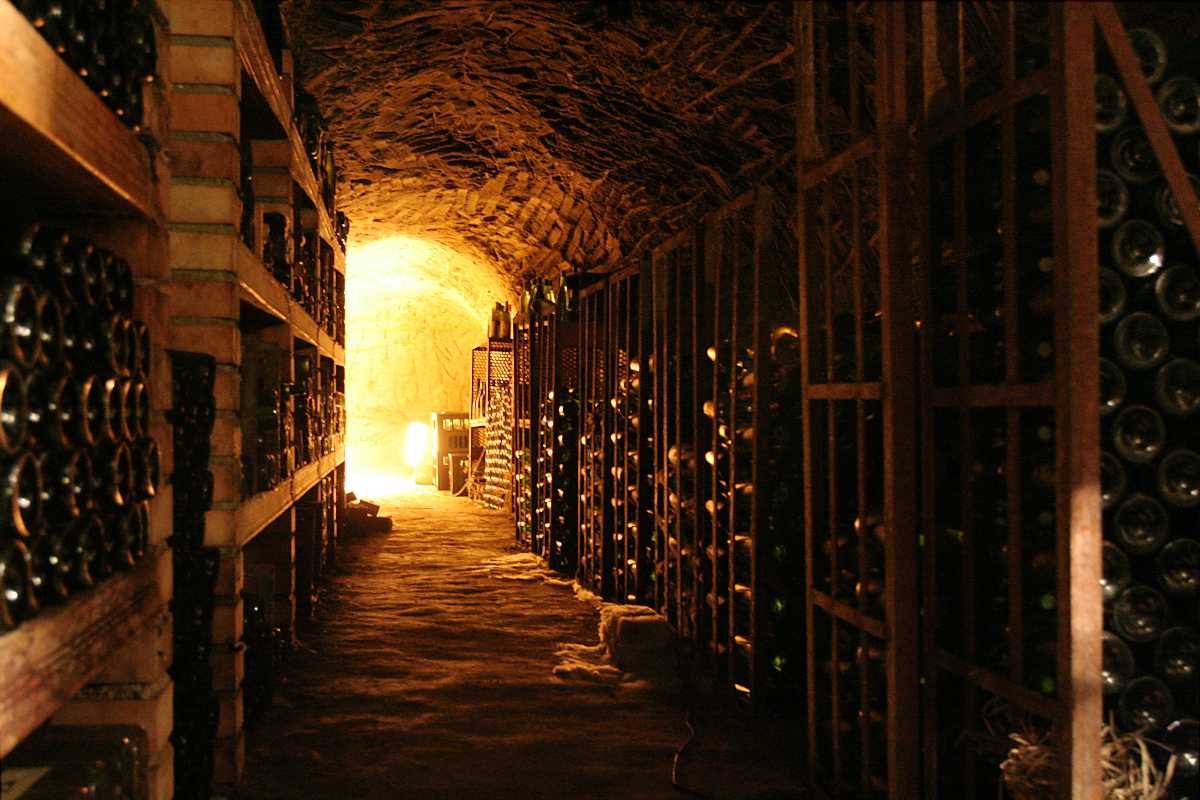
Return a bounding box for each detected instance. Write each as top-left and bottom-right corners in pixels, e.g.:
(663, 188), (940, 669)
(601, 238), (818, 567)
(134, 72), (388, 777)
(233, 490), (803, 799)
(283, 0), (794, 278)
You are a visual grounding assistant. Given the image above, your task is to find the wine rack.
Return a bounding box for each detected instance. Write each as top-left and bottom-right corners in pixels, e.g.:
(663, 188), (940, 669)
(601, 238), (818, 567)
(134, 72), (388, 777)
(605, 267), (648, 603)
(578, 284), (611, 595)
(0, 2), (173, 795)
(1092, 9), (1200, 799)
(470, 338), (514, 510)
(167, 350), (219, 800)
(514, 322), (532, 547)
(3, 723), (148, 798)
(166, 0), (346, 788)
(512, 292), (580, 570)
(2, 223), (161, 629)
(11, 0), (159, 133)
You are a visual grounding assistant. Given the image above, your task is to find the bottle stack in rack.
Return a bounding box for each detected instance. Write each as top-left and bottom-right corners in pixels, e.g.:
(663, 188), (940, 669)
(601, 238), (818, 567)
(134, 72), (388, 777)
(13, 0), (157, 131)
(1095, 25), (1199, 796)
(2, 222), (160, 629)
(165, 0), (346, 788)
(167, 351), (219, 800)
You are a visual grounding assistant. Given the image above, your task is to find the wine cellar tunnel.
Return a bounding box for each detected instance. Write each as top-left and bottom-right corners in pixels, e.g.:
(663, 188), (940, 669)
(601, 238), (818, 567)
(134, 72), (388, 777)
(2, 2), (1200, 800)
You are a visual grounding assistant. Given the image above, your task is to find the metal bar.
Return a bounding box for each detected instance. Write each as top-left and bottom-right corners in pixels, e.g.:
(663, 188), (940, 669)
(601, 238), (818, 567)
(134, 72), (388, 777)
(1053, 5), (1103, 797)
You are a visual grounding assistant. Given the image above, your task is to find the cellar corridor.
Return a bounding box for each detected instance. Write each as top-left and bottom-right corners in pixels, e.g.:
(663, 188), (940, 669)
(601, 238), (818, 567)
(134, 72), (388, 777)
(234, 490), (800, 800)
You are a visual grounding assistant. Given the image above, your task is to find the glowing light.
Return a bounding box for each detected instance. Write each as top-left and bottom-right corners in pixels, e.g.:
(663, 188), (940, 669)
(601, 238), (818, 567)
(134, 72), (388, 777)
(404, 422), (431, 469)
(344, 236), (514, 496)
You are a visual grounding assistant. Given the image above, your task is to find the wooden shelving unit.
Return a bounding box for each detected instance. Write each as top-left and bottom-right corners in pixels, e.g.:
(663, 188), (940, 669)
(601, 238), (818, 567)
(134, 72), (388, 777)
(166, 0), (345, 788)
(0, 1), (175, 797)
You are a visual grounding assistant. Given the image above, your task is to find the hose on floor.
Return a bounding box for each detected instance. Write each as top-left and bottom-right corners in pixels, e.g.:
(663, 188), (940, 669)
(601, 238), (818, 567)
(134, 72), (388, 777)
(671, 709), (713, 798)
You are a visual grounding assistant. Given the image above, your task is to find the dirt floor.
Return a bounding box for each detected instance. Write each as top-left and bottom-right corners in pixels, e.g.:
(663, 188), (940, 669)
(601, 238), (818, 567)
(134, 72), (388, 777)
(232, 489), (802, 800)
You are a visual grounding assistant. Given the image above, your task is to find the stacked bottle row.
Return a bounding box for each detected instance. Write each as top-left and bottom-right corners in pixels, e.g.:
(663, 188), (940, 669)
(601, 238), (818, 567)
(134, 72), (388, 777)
(579, 393), (607, 590)
(291, 226), (344, 343)
(706, 341), (754, 692)
(760, 327), (805, 706)
(610, 360), (645, 602)
(296, 93), (337, 219)
(514, 447), (532, 547)
(167, 351), (219, 800)
(1094, 29), (1199, 794)
(549, 387), (579, 573)
(533, 390), (554, 559)
(481, 388), (513, 510)
(1, 223), (160, 630)
(243, 344), (292, 496)
(14, 0), (157, 131)
(295, 474), (338, 618)
(291, 353), (343, 470)
(929, 95), (1054, 387)
(0, 724), (147, 799)
(813, 616), (889, 797)
(242, 586), (284, 729)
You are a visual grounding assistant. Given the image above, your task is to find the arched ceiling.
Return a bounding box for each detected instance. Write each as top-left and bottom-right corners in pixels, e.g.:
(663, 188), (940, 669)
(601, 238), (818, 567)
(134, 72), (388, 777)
(282, 0), (794, 282)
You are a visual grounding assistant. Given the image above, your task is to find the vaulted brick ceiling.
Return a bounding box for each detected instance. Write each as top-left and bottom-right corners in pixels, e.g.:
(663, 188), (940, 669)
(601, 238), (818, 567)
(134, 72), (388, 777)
(283, 0), (794, 281)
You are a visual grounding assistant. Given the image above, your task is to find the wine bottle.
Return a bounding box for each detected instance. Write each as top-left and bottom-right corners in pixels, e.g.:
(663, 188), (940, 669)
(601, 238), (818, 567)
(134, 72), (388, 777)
(1111, 405), (1166, 463)
(1155, 626), (1200, 686)
(38, 448), (85, 522)
(101, 376), (127, 444)
(1157, 538), (1200, 596)
(3, 450), (43, 538)
(1155, 359), (1200, 416)
(1156, 76), (1200, 134)
(1112, 584), (1169, 643)
(1127, 28), (1168, 85)
(1157, 450), (1200, 508)
(1114, 492), (1170, 555)
(35, 291), (65, 369)
(1155, 265), (1200, 322)
(1095, 75), (1129, 134)
(1102, 631), (1137, 696)
(2, 276), (42, 368)
(1118, 674), (1174, 731)
(0, 360), (30, 455)
(75, 374), (105, 446)
(0, 540), (37, 628)
(1110, 128), (1160, 185)
(1111, 220), (1165, 278)
(1161, 718), (1199, 781)
(98, 441), (133, 508)
(30, 530), (71, 604)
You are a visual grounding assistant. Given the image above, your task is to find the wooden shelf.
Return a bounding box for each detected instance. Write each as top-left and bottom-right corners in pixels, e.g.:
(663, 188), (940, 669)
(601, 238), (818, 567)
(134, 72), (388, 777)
(232, 0), (339, 259)
(0, 548), (171, 759)
(235, 445), (344, 545)
(234, 240), (345, 363)
(0, 0), (162, 221)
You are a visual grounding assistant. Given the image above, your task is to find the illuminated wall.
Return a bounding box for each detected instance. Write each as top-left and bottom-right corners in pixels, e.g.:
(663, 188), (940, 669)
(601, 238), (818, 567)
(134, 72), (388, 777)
(346, 237), (513, 489)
